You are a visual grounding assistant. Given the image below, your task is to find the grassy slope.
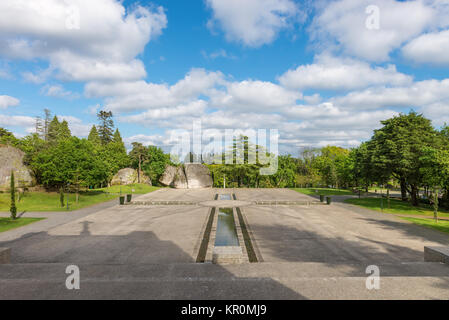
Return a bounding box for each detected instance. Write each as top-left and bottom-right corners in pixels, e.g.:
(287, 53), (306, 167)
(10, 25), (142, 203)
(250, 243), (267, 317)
(292, 188), (355, 196)
(0, 217), (45, 233)
(401, 217), (449, 235)
(344, 197), (449, 218)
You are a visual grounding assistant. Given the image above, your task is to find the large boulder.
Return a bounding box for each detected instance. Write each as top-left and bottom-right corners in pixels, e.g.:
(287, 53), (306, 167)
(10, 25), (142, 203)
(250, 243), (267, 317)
(111, 168), (151, 186)
(159, 165), (177, 186)
(159, 164), (212, 189)
(185, 164), (213, 189)
(0, 145), (35, 190)
(173, 166), (188, 189)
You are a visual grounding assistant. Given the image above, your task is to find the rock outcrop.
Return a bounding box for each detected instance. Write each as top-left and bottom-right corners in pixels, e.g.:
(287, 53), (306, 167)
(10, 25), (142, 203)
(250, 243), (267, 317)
(111, 168), (152, 186)
(184, 164), (213, 189)
(0, 145), (35, 190)
(159, 165), (177, 186)
(173, 166), (188, 189)
(159, 164), (212, 189)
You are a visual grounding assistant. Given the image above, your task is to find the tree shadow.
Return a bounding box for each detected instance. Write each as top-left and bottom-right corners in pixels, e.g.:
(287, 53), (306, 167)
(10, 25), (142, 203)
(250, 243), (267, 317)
(0, 221), (305, 300)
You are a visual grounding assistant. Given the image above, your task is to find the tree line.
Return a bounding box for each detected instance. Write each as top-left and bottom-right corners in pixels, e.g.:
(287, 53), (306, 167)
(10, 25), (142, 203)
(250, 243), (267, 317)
(0, 110), (171, 190)
(1, 110), (448, 209)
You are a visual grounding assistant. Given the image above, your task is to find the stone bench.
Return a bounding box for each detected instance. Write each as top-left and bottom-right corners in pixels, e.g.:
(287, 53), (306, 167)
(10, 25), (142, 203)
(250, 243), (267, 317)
(0, 248), (11, 264)
(424, 246), (449, 264)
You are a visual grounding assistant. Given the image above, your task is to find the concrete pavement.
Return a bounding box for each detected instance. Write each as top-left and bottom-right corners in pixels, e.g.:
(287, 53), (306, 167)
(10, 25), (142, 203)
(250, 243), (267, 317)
(0, 188), (448, 299)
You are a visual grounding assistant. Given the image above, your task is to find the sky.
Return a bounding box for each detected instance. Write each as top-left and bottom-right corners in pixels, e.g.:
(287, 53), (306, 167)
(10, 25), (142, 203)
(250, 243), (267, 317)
(0, 0), (449, 156)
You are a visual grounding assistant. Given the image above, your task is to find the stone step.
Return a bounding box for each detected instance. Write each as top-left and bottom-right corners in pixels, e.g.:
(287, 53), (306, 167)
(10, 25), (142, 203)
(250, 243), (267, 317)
(0, 262), (448, 299)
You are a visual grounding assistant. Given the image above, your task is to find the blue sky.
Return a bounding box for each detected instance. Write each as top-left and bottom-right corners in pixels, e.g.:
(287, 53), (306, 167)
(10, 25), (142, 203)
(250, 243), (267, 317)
(1, 0), (449, 156)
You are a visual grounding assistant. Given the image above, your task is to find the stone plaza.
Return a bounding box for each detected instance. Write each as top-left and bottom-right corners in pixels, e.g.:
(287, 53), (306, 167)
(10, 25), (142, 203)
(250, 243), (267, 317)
(1, 188), (449, 299)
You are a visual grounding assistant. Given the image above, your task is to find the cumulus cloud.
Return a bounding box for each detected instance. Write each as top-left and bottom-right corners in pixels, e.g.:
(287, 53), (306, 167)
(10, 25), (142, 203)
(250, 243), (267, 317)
(332, 79), (449, 109)
(85, 68), (224, 112)
(210, 80), (302, 112)
(0, 95), (20, 109)
(0, 0), (167, 82)
(402, 30), (449, 66)
(279, 54), (413, 90)
(41, 84), (79, 99)
(309, 0), (440, 61)
(206, 0), (301, 47)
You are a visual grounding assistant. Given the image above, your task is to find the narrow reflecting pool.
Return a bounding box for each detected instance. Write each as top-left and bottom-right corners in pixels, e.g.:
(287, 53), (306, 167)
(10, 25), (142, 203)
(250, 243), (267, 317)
(215, 208), (239, 247)
(219, 194), (232, 200)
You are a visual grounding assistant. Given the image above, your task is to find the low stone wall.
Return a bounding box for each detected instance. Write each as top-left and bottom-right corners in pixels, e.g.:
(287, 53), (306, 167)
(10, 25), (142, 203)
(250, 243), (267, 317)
(424, 246), (449, 264)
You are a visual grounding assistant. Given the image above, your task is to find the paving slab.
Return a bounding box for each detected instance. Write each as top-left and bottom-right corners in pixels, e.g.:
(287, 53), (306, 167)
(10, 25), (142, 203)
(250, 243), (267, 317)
(1, 188), (449, 299)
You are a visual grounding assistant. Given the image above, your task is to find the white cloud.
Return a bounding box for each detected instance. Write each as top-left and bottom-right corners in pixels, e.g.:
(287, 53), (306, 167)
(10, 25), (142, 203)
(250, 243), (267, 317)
(279, 54), (412, 90)
(41, 84), (79, 99)
(206, 0), (300, 47)
(211, 80), (302, 112)
(332, 79), (449, 109)
(0, 95), (20, 109)
(402, 29), (449, 66)
(85, 68), (224, 112)
(310, 0), (438, 61)
(0, 114), (34, 128)
(0, 0), (167, 82)
(120, 100), (208, 126)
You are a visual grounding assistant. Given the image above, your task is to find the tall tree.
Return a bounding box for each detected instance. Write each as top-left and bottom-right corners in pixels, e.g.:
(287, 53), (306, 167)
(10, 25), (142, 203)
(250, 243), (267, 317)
(10, 171), (17, 220)
(368, 112), (439, 206)
(129, 142), (149, 183)
(59, 120), (71, 140)
(47, 116), (61, 144)
(97, 110), (114, 145)
(88, 125), (101, 146)
(43, 108), (51, 141)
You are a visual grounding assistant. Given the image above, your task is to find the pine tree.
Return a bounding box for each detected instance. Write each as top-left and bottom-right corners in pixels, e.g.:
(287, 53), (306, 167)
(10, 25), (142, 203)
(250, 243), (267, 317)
(97, 111), (114, 145)
(35, 116), (43, 137)
(47, 116), (60, 144)
(10, 171), (17, 220)
(59, 120), (71, 140)
(88, 125), (101, 146)
(43, 109), (51, 141)
(113, 129), (123, 144)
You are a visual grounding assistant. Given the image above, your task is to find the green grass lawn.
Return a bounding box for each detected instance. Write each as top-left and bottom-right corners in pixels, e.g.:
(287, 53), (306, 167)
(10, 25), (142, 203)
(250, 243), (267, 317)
(0, 191), (118, 212)
(344, 197), (449, 218)
(0, 217), (45, 233)
(292, 187), (355, 196)
(93, 183), (160, 194)
(401, 217), (449, 235)
(0, 183), (160, 212)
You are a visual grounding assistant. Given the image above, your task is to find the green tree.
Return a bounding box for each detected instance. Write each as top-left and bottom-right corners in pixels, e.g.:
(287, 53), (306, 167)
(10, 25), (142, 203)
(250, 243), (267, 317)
(47, 116), (61, 144)
(368, 112), (439, 206)
(129, 142), (149, 183)
(142, 146), (172, 185)
(87, 125), (101, 146)
(58, 120), (71, 140)
(10, 171), (17, 220)
(97, 111), (114, 145)
(0, 127), (19, 146)
(31, 137), (108, 188)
